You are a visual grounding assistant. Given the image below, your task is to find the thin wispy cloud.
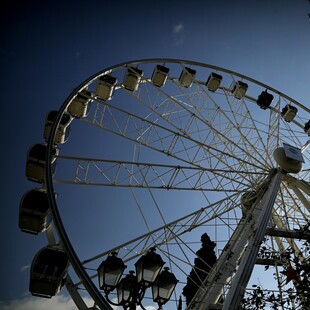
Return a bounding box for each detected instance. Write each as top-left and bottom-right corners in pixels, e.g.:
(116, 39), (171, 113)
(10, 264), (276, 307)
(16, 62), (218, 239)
(173, 23), (184, 33)
(0, 295), (77, 310)
(172, 23), (185, 46)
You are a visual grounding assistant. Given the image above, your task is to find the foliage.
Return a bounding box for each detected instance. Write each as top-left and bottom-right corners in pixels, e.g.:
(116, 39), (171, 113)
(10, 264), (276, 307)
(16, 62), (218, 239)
(241, 221), (310, 309)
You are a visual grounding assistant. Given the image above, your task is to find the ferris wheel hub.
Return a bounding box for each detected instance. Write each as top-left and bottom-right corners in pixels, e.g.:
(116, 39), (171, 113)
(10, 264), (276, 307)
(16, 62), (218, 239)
(273, 147), (303, 174)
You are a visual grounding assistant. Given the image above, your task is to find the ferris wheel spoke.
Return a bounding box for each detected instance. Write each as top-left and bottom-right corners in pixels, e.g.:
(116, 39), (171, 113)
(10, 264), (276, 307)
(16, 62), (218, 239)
(265, 98), (281, 165)
(193, 83), (271, 168)
(82, 100), (268, 176)
(80, 192), (240, 267)
(270, 209), (307, 262)
(282, 177), (310, 218)
(77, 224), (206, 290)
(223, 89), (275, 167)
(53, 155), (263, 192)
(134, 80), (270, 171)
(271, 187), (307, 241)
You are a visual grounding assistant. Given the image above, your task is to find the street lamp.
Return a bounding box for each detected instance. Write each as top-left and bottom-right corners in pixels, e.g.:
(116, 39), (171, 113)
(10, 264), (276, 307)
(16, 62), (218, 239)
(117, 271), (138, 309)
(152, 267), (179, 308)
(135, 247), (165, 288)
(97, 252), (126, 293)
(98, 248), (178, 309)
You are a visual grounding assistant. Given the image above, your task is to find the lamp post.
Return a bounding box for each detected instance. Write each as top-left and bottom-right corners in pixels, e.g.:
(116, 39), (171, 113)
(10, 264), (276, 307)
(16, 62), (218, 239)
(117, 271), (138, 310)
(135, 247), (165, 288)
(98, 249), (178, 310)
(152, 267), (179, 309)
(97, 252), (126, 293)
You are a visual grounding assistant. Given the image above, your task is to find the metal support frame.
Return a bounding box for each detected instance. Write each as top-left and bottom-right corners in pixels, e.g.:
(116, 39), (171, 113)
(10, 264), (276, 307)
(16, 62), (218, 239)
(188, 170), (282, 310)
(265, 227), (308, 239)
(284, 175), (310, 213)
(46, 80), (114, 310)
(223, 171), (282, 309)
(41, 59), (309, 310)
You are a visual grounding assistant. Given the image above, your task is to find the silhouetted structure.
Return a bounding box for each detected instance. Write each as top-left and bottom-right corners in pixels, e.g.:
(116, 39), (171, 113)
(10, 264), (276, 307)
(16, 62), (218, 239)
(182, 233), (217, 306)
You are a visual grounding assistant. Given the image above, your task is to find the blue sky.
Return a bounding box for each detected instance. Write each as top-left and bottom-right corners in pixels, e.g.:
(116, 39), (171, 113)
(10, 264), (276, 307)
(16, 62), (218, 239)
(1, 1), (310, 309)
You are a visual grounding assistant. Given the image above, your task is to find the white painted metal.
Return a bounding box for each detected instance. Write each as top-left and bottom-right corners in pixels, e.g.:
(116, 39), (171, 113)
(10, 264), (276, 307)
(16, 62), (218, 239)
(40, 59), (309, 309)
(187, 171), (282, 310)
(283, 143), (305, 163)
(222, 171), (282, 310)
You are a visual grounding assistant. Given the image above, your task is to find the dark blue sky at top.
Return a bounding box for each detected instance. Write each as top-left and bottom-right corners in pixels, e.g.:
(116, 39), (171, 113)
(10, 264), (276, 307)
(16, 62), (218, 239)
(0, 0), (309, 305)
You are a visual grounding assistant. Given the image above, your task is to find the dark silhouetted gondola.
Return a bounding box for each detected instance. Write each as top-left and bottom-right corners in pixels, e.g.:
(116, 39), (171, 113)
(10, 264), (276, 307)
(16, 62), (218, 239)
(26, 143), (58, 183)
(68, 89), (92, 118)
(151, 65), (170, 87)
(281, 104), (298, 122)
(256, 90), (274, 109)
(44, 110), (72, 144)
(19, 189), (52, 234)
(123, 67), (143, 91)
(95, 75), (118, 100)
(29, 246), (69, 298)
(231, 80), (248, 99)
(206, 72), (222, 92)
(179, 67), (196, 88)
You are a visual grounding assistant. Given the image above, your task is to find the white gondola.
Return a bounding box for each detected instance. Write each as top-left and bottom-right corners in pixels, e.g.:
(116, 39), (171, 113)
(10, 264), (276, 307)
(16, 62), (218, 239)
(19, 189), (52, 234)
(44, 111), (72, 144)
(179, 67), (196, 88)
(151, 65), (169, 87)
(67, 89), (92, 118)
(95, 75), (117, 100)
(26, 143), (59, 183)
(256, 90), (274, 109)
(231, 81), (248, 99)
(29, 246), (69, 298)
(123, 67), (143, 91)
(281, 104), (298, 122)
(206, 72), (222, 92)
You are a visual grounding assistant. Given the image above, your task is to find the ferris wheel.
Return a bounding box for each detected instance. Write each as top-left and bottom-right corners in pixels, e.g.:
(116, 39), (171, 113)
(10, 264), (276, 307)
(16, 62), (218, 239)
(20, 59), (310, 310)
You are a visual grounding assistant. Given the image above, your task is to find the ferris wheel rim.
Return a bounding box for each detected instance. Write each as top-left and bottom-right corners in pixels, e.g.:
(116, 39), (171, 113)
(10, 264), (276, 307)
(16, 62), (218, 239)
(44, 58), (309, 309)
